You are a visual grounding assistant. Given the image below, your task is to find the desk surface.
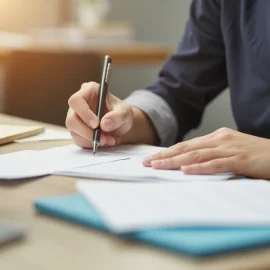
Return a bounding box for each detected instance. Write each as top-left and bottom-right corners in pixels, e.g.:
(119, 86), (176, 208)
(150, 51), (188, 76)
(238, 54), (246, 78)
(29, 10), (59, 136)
(0, 41), (170, 66)
(1, 113), (270, 270)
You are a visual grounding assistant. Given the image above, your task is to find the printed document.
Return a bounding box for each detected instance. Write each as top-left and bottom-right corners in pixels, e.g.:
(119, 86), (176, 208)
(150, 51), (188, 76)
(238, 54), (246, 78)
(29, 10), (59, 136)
(77, 180), (270, 233)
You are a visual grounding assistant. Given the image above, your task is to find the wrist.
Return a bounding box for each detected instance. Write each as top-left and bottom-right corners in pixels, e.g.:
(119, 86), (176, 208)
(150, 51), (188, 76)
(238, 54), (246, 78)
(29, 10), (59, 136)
(123, 107), (159, 145)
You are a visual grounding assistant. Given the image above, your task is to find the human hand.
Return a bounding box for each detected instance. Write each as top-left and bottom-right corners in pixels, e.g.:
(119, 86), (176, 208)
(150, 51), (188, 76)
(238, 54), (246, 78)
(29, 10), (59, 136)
(66, 82), (134, 148)
(143, 128), (270, 179)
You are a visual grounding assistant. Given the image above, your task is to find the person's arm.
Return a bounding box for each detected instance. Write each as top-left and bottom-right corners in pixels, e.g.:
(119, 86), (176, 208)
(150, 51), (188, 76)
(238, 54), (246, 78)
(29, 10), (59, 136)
(125, 0), (227, 146)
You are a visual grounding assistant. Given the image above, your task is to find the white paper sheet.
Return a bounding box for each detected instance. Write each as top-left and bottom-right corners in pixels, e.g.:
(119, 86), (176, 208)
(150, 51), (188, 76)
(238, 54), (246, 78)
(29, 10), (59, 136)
(77, 180), (270, 233)
(15, 128), (72, 142)
(0, 145), (127, 180)
(56, 157), (232, 182)
(0, 144), (232, 182)
(102, 144), (166, 156)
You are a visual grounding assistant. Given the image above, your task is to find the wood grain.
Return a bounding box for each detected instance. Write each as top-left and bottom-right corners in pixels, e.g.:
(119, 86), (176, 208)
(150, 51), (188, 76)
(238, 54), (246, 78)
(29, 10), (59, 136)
(1, 113), (270, 270)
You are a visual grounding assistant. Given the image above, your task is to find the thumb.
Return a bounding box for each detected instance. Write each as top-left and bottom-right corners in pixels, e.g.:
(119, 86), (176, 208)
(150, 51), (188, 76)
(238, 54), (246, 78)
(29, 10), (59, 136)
(101, 104), (132, 133)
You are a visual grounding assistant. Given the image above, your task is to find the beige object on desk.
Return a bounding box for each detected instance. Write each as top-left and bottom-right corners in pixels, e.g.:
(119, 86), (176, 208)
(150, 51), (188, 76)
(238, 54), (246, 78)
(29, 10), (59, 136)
(0, 124), (44, 145)
(2, 113), (270, 270)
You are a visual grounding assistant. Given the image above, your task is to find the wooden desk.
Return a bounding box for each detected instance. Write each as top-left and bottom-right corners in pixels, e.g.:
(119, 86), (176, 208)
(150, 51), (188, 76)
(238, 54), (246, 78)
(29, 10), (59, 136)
(0, 41), (170, 66)
(1, 113), (270, 270)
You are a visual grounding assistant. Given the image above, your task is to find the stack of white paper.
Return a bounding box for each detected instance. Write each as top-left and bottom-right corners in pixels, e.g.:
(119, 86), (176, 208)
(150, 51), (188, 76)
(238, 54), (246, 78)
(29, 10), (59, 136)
(77, 180), (270, 233)
(103, 144), (166, 156)
(0, 144), (232, 182)
(0, 145), (127, 180)
(55, 157), (232, 182)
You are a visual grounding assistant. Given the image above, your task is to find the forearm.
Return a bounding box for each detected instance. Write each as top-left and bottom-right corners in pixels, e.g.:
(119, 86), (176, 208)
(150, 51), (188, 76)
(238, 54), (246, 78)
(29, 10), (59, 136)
(123, 107), (159, 145)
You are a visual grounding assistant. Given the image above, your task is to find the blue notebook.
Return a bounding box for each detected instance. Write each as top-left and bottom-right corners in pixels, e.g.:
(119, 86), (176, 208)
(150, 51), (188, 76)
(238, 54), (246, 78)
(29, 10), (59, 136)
(34, 194), (270, 257)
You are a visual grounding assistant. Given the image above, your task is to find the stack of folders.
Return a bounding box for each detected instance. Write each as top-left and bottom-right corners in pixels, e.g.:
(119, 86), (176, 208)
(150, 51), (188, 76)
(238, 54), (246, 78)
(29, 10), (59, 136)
(35, 180), (270, 257)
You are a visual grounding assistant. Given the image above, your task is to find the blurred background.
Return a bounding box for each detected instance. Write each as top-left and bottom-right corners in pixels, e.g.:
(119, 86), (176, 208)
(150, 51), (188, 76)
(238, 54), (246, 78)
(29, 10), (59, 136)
(0, 0), (236, 140)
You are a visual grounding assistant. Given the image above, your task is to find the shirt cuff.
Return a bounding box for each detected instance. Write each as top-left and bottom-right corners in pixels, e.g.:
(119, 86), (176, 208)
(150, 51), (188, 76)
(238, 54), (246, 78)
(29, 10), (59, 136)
(124, 90), (178, 147)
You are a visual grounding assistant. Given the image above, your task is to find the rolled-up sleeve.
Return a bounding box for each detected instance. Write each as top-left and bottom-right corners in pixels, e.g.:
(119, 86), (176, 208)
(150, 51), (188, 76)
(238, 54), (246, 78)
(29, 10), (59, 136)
(126, 0), (227, 145)
(125, 90), (178, 147)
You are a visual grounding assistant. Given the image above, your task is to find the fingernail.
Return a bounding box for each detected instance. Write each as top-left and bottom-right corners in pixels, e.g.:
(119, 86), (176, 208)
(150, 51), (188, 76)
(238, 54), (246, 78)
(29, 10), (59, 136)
(181, 166), (191, 174)
(103, 119), (113, 131)
(89, 119), (98, 129)
(143, 156), (153, 164)
(151, 160), (164, 168)
(181, 166), (187, 171)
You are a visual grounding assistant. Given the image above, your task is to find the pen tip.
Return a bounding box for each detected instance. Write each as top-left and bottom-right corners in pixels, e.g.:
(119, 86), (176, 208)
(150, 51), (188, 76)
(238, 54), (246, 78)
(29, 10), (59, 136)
(93, 141), (99, 156)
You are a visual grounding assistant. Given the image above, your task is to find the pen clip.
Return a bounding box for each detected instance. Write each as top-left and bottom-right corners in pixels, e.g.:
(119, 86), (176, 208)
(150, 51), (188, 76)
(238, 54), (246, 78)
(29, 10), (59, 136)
(105, 63), (112, 84)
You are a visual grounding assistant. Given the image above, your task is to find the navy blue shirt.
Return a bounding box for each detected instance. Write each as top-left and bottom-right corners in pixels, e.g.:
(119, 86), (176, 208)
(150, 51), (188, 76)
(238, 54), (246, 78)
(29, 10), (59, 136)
(146, 0), (270, 143)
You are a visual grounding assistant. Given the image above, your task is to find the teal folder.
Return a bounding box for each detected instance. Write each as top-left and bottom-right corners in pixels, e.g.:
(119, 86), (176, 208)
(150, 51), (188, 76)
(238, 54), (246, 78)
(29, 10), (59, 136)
(34, 194), (270, 257)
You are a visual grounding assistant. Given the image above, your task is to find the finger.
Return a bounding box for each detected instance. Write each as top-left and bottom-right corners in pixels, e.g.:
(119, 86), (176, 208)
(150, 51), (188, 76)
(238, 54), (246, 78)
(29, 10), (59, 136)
(103, 135), (116, 146)
(181, 157), (237, 175)
(78, 82), (100, 105)
(70, 132), (92, 148)
(100, 105), (132, 133)
(71, 131), (116, 148)
(151, 148), (232, 170)
(143, 134), (218, 166)
(68, 82), (99, 129)
(66, 110), (106, 146)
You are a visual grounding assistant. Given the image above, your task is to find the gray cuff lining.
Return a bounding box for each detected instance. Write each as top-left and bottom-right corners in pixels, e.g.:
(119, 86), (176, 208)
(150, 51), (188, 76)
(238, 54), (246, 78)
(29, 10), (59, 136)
(124, 90), (178, 147)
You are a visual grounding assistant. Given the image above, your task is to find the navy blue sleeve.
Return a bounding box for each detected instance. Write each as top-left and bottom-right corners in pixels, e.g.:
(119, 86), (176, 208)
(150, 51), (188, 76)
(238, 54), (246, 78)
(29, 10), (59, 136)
(147, 0), (227, 142)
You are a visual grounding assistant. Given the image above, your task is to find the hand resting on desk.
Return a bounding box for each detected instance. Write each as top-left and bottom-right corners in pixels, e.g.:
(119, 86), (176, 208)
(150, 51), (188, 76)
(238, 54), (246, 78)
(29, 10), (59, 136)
(143, 128), (270, 180)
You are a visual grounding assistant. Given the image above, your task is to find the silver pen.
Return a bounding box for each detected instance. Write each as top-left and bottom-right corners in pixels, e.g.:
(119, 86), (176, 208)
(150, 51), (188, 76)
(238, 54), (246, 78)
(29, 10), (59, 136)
(93, 55), (112, 156)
